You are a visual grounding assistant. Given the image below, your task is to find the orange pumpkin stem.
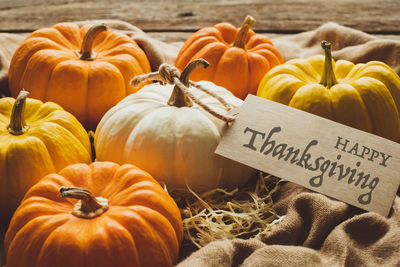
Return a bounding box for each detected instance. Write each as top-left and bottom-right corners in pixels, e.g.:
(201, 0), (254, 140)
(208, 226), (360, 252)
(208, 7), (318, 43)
(77, 23), (108, 61)
(8, 90), (30, 135)
(59, 186), (109, 219)
(168, 59), (210, 107)
(232, 15), (256, 49)
(320, 41), (338, 89)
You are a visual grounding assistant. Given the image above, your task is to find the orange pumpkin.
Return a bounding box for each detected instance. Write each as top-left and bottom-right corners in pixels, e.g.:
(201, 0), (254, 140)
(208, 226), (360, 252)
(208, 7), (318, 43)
(175, 15), (284, 99)
(8, 23), (151, 130)
(5, 161), (183, 267)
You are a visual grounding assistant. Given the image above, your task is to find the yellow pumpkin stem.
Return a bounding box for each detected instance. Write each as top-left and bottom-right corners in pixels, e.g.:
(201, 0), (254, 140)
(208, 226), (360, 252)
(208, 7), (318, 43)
(168, 59), (210, 107)
(8, 90), (30, 135)
(59, 186), (109, 219)
(232, 15), (256, 49)
(320, 41), (338, 89)
(77, 23), (108, 61)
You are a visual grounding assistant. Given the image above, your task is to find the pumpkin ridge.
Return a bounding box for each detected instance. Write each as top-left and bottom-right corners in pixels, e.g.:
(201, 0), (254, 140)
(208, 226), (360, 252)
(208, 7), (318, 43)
(100, 45), (149, 73)
(23, 98), (47, 123)
(102, 167), (153, 199)
(98, 58), (129, 96)
(86, 60), (127, 129)
(21, 195), (73, 214)
(358, 64), (400, 114)
(36, 217), (89, 266)
(175, 36), (222, 70)
(351, 77), (400, 140)
(5, 134), (56, 171)
(190, 42), (227, 82)
(107, 207), (175, 266)
(328, 84), (373, 132)
(112, 200), (182, 243)
(292, 58), (321, 82)
(94, 31), (129, 52)
(24, 49), (72, 102)
(249, 43), (284, 64)
(127, 206), (179, 264)
(245, 35), (273, 49)
(178, 27), (226, 56)
(53, 27), (81, 50)
(88, 216), (140, 266)
(8, 38), (67, 97)
(343, 63), (367, 82)
(214, 47), (249, 99)
(52, 23), (82, 49)
(43, 59), (88, 117)
(28, 29), (77, 51)
(28, 121), (90, 169)
(6, 214), (70, 267)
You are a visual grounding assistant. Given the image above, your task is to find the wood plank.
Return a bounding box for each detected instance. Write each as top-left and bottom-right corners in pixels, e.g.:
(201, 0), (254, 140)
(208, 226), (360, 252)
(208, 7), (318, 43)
(0, 0), (399, 33)
(147, 32), (400, 44)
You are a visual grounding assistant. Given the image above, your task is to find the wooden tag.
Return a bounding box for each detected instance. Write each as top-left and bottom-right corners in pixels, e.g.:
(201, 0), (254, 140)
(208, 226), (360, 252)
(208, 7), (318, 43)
(215, 95), (400, 216)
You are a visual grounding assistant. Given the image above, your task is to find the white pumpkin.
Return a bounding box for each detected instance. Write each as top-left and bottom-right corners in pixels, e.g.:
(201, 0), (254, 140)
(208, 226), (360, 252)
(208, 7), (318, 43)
(94, 62), (256, 193)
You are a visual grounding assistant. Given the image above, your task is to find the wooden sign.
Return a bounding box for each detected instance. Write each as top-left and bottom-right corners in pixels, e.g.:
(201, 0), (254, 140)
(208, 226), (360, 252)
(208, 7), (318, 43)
(215, 95), (400, 216)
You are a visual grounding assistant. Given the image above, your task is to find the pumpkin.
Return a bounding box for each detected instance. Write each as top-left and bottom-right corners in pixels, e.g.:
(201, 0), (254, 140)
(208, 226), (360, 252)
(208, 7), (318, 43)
(175, 15), (284, 100)
(0, 90), (91, 226)
(94, 59), (256, 193)
(5, 161), (183, 267)
(8, 22), (151, 130)
(257, 41), (400, 142)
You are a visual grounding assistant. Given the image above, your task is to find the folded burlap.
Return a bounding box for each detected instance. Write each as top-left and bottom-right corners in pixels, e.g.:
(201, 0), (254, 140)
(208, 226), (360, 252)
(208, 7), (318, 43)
(0, 20), (400, 267)
(178, 183), (400, 266)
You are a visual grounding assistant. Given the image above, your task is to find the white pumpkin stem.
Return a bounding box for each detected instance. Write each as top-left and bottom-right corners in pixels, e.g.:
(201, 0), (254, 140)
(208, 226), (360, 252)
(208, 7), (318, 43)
(167, 60), (204, 107)
(8, 89), (30, 135)
(59, 186), (109, 219)
(130, 60), (236, 123)
(320, 41), (338, 89)
(232, 15), (256, 49)
(77, 23), (108, 61)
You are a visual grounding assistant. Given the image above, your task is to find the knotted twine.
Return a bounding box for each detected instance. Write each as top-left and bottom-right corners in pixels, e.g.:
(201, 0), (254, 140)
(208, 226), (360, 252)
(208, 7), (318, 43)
(130, 61), (236, 123)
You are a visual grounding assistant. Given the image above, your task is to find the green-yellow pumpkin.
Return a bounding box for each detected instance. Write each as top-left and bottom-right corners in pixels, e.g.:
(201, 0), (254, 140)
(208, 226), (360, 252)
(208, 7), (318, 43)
(257, 41), (400, 142)
(0, 90), (91, 225)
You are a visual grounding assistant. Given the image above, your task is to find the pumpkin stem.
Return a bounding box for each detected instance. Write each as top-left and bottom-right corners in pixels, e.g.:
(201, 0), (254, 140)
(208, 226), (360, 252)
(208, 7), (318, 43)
(130, 61), (236, 122)
(59, 186), (109, 219)
(232, 15), (256, 49)
(167, 59), (210, 107)
(8, 90), (30, 135)
(320, 41), (338, 89)
(77, 23), (108, 61)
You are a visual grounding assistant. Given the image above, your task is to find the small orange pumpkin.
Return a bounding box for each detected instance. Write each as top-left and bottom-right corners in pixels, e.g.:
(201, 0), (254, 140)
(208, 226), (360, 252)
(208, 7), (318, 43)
(5, 161), (183, 267)
(8, 22), (151, 130)
(175, 15), (284, 100)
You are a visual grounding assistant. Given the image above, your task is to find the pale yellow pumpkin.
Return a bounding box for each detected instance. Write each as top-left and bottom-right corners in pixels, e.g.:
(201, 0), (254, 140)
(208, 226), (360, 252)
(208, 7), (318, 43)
(95, 60), (256, 193)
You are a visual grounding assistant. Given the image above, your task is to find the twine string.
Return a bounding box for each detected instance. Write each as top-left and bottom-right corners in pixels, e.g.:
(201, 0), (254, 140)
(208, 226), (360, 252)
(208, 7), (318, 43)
(130, 63), (236, 122)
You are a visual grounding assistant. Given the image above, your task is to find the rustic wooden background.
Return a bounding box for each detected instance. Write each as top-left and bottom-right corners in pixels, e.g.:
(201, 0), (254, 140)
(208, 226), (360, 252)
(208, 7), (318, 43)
(1, 0), (400, 266)
(1, 0), (400, 42)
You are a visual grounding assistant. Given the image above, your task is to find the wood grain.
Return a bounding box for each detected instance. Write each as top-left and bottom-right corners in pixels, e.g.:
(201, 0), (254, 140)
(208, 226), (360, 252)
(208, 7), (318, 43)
(0, 0), (399, 33)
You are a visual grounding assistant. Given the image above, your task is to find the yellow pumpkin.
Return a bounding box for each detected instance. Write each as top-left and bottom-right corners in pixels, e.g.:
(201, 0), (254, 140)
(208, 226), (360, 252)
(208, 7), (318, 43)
(0, 90), (91, 225)
(257, 41), (400, 142)
(95, 60), (256, 193)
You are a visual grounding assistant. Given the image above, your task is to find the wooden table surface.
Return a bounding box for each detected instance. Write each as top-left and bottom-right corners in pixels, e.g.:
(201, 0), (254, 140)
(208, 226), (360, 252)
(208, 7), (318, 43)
(1, 0), (400, 266)
(1, 0), (400, 42)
